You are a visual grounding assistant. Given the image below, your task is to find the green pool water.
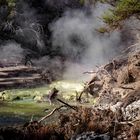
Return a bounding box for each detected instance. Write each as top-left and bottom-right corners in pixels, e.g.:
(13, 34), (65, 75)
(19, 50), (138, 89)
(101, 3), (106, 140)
(0, 80), (85, 125)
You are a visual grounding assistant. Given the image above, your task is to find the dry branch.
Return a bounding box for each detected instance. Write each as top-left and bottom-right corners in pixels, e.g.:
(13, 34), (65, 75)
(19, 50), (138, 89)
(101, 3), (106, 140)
(114, 119), (140, 126)
(38, 98), (77, 123)
(77, 82), (95, 101)
(83, 71), (96, 74)
(120, 86), (135, 90)
(57, 98), (77, 111)
(38, 105), (65, 123)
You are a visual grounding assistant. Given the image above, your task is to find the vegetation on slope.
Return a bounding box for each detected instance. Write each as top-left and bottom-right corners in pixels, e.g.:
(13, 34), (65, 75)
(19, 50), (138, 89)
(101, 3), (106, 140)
(102, 0), (140, 29)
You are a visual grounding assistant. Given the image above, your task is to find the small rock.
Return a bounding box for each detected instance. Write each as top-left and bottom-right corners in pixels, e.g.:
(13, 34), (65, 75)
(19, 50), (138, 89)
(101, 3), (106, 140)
(71, 132), (110, 140)
(122, 100), (140, 120)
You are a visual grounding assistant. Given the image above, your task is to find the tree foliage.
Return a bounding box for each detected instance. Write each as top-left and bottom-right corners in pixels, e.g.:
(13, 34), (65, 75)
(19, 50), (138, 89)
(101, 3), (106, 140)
(102, 0), (140, 29)
(79, 0), (140, 31)
(0, 0), (15, 20)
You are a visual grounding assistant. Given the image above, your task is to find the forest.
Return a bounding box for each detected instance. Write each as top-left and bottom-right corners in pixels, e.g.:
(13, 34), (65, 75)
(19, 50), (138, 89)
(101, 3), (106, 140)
(0, 0), (140, 140)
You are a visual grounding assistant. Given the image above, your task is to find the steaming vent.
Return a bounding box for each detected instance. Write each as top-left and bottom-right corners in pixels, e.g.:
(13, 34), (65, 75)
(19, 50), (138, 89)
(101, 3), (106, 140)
(0, 0), (131, 87)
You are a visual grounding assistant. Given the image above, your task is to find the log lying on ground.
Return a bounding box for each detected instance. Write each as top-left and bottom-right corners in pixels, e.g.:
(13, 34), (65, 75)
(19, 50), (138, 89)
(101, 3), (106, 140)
(0, 65), (49, 89)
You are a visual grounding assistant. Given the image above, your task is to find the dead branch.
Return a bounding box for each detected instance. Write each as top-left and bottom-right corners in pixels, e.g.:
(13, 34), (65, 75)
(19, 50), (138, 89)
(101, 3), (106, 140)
(75, 91), (79, 101)
(30, 115), (34, 122)
(77, 90), (84, 102)
(115, 119), (139, 126)
(94, 65), (115, 80)
(38, 105), (65, 123)
(57, 98), (77, 111)
(83, 71), (96, 74)
(117, 121), (134, 126)
(113, 119), (140, 127)
(77, 82), (95, 101)
(120, 86), (135, 90)
(122, 39), (140, 53)
(38, 99), (78, 123)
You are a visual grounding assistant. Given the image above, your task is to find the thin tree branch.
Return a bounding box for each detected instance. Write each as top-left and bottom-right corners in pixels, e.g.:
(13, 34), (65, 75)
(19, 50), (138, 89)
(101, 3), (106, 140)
(57, 98), (77, 111)
(38, 105), (65, 123)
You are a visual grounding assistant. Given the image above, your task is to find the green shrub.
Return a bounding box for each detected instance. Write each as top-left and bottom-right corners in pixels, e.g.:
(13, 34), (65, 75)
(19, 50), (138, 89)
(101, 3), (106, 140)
(102, 0), (140, 28)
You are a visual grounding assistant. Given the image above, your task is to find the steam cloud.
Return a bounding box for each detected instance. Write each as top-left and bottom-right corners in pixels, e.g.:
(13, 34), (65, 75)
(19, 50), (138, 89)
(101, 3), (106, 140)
(0, 42), (24, 64)
(50, 3), (121, 80)
(0, 1), (124, 82)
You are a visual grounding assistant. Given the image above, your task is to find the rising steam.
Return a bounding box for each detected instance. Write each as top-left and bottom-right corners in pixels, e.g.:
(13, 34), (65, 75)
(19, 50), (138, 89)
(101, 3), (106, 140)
(0, 42), (24, 65)
(50, 3), (121, 80)
(0, 1), (124, 81)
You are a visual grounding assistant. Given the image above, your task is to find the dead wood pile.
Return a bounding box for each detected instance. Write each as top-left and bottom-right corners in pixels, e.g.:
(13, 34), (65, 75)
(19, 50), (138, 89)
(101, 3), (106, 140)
(0, 65), (53, 89)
